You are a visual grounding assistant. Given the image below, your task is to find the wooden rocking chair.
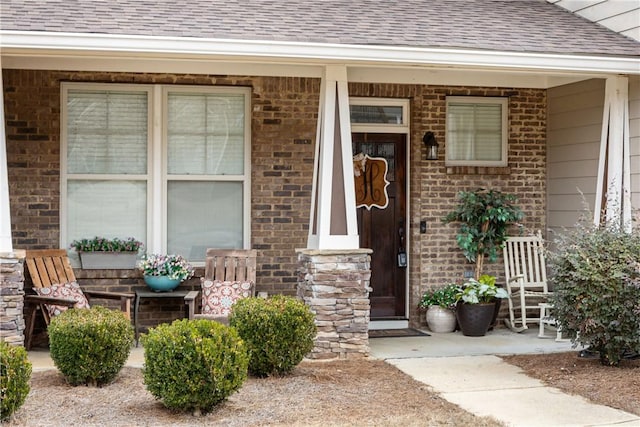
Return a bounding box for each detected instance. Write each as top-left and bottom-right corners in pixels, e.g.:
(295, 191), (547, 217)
(502, 231), (554, 334)
(185, 249), (257, 325)
(24, 249), (134, 349)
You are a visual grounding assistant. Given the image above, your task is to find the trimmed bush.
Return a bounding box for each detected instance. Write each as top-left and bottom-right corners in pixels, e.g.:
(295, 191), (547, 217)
(549, 220), (640, 366)
(0, 342), (32, 421)
(48, 306), (134, 386)
(229, 295), (316, 377)
(141, 319), (248, 415)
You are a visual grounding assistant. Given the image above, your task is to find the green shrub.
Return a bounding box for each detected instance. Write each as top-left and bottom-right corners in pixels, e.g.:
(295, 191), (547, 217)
(0, 341), (32, 421)
(549, 220), (640, 366)
(229, 295), (317, 377)
(141, 319), (248, 415)
(48, 306), (133, 386)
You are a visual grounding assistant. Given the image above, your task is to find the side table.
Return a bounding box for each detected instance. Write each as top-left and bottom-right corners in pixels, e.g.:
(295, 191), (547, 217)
(134, 288), (191, 346)
(538, 302), (567, 341)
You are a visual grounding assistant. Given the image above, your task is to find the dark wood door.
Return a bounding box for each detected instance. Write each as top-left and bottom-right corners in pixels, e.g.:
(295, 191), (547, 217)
(352, 133), (407, 318)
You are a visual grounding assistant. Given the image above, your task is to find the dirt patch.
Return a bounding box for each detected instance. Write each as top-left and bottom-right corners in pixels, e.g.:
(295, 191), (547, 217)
(7, 359), (503, 427)
(502, 352), (640, 416)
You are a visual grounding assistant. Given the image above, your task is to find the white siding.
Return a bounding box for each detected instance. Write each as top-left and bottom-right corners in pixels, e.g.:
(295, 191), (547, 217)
(547, 76), (640, 231)
(547, 79), (605, 233)
(548, 0), (640, 41)
(630, 76), (640, 212)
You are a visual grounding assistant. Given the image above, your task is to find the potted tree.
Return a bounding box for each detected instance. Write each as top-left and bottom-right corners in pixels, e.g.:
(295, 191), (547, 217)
(70, 236), (144, 269)
(418, 283), (458, 333)
(443, 189), (522, 333)
(443, 189), (523, 280)
(455, 275), (509, 336)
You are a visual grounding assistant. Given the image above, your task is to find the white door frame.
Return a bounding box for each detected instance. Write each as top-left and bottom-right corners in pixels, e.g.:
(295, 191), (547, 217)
(350, 97), (411, 330)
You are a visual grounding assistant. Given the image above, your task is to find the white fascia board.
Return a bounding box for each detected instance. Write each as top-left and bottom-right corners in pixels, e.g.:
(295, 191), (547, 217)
(1, 31), (639, 75)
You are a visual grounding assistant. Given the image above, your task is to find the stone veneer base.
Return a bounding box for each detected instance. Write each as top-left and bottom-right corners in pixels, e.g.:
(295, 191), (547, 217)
(0, 250), (26, 346)
(296, 248), (372, 360)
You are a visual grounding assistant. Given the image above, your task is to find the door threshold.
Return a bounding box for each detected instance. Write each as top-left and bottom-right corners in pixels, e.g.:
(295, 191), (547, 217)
(369, 319), (409, 330)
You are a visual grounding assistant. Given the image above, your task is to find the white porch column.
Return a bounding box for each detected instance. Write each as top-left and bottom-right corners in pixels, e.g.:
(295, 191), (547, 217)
(0, 58), (13, 252)
(307, 65), (359, 249)
(594, 76), (632, 232)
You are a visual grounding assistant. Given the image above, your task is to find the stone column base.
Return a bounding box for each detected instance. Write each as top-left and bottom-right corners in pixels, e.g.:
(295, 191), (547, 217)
(0, 250), (26, 346)
(296, 248), (372, 360)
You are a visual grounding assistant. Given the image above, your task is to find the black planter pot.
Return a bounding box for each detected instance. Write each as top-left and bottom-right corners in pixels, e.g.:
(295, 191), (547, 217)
(456, 302), (496, 337)
(489, 298), (502, 330)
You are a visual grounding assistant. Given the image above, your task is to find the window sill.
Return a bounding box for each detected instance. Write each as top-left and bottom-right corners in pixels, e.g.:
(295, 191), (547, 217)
(445, 166), (511, 175)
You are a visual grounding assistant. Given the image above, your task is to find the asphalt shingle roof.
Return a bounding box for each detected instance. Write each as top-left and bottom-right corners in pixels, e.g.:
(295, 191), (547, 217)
(1, 0), (638, 56)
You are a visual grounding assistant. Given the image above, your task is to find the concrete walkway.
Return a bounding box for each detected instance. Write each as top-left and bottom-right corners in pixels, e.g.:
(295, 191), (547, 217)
(27, 328), (640, 427)
(369, 328), (640, 427)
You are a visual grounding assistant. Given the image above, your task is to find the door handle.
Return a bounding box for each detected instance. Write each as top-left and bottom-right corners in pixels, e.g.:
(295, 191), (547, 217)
(397, 219), (407, 268)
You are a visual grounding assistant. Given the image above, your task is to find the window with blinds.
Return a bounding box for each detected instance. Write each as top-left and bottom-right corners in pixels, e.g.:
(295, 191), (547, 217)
(445, 97), (508, 167)
(62, 83), (251, 262)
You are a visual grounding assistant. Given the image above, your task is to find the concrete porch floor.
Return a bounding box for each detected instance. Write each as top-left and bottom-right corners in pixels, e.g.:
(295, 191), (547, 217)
(27, 326), (580, 372)
(369, 326), (582, 359)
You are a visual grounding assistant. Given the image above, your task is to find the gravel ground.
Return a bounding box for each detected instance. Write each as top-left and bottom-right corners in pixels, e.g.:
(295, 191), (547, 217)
(7, 351), (638, 426)
(6, 359), (503, 427)
(502, 351), (640, 416)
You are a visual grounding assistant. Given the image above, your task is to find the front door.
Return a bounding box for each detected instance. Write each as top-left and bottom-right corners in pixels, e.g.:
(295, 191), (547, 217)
(352, 133), (407, 318)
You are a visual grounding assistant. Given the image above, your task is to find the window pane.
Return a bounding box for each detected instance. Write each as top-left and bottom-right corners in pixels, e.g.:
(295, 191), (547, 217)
(67, 90), (148, 174)
(67, 180), (147, 245)
(475, 133), (502, 160)
(447, 101), (504, 163)
(350, 105), (403, 124)
(353, 142), (396, 180)
(167, 93), (245, 175)
(167, 181), (243, 261)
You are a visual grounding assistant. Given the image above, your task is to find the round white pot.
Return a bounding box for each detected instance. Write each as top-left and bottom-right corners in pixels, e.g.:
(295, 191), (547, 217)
(426, 305), (457, 333)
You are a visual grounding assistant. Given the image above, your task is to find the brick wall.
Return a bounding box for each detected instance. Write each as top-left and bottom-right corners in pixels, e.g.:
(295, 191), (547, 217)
(3, 69), (546, 327)
(348, 83), (547, 324)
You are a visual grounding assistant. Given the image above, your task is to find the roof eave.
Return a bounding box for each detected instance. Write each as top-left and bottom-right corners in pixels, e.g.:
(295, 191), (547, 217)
(1, 31), (639, 75)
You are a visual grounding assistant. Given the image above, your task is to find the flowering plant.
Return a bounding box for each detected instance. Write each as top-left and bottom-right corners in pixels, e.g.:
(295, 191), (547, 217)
(419, 283), (458, 310)
(70, 236), (143, 253)
(138, 253), (194, 281)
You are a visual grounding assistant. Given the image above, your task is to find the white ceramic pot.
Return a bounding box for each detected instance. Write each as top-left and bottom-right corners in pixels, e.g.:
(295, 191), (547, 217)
(426, 305), (457, 333)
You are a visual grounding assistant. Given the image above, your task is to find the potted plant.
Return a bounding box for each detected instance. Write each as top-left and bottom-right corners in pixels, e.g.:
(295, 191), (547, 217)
(455, 275), (509, 336)
(443, 189), (523, 280)
(418, 283), (458, 333)
(138, 253), (194, 292)
(70, 236), (144, 269)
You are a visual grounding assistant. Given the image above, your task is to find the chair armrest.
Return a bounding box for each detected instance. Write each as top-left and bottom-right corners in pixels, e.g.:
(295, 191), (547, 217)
(184, 290), (199, 302)
(83, 291), (134, 321)
(83, 290), (134, 300)
(506, 274), (525, 284)
(506, 275), (525, 294)
(25, 294), (76, 307)
(184, 291), (200, 320)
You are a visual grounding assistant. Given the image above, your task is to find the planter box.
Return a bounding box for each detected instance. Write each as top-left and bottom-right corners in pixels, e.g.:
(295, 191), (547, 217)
(79, 252), (138, 269)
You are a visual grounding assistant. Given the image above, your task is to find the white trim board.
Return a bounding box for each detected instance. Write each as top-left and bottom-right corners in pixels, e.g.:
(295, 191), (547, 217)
(369, 320), (410, 330)
(2, 31), (639, 75)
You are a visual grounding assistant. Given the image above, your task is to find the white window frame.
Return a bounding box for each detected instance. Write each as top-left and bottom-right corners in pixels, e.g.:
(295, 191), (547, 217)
(61, 82), (252, 261)
(349, 97), (409, 133)
(445, 96), (508, 167)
